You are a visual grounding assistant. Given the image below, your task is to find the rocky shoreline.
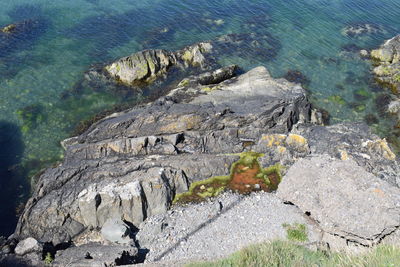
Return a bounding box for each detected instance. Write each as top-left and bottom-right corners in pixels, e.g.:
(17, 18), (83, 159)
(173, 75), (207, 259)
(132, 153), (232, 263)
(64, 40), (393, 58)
(1, 37), (400, 266)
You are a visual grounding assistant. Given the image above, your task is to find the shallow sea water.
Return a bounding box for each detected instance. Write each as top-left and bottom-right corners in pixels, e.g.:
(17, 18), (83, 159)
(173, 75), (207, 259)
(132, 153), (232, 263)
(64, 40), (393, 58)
(0, 0), (400, 235)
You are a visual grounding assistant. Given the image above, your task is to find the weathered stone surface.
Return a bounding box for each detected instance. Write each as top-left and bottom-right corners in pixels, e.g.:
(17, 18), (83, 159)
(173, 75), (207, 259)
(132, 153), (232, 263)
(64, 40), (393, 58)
(53, 243), (139, 266)
(293, 123), (400, 186)
(105, 42), (212, 86)
(14, 65), (311, 246)
(105, 49), (176, 85)
(277, 155), (400, 246)
(14, 237), (42, 256)
(371, 35), (400, 93)
(101, 218), (132, 245)
(371, 35), (400, 63)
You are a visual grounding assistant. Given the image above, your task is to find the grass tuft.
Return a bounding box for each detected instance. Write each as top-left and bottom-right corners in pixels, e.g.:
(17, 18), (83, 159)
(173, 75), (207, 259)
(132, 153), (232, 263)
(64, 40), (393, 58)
(187, 240), (400, 267)
(282, 223), (308, 242)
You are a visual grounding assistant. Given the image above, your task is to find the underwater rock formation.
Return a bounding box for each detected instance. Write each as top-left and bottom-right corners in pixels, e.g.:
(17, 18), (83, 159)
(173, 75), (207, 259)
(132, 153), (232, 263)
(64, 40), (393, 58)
(0, 19), (47, 58)
(341, 22), (385, 38)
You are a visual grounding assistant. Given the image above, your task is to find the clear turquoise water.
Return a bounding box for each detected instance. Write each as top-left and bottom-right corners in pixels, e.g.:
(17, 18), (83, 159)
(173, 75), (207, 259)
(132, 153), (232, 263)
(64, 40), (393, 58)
(1, 0), (400, 235)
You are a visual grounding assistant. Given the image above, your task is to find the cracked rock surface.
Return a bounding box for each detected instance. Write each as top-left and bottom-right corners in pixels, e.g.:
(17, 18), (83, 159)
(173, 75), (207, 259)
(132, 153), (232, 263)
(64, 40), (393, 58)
(277, 155), (400, 246)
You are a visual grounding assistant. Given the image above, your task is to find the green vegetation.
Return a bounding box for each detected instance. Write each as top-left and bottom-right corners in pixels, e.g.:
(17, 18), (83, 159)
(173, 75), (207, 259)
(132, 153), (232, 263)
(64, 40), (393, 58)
(44, 252), (53, 264)
(178, 78), (190, 87)
(282, 223), (308, 242)
(327, 95), (346, 105)
(393, 73), (400, 83)
(354, 88), (370, 98)
(16, 104), (47, 134)
(187, 240), (400, 267)
(173, 152), (282, 204)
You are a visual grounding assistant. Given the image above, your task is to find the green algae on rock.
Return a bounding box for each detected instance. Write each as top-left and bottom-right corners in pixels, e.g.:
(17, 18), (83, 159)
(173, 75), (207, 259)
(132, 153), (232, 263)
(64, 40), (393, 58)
(16, 104), (46, 134)
(173, 152), (282, 204)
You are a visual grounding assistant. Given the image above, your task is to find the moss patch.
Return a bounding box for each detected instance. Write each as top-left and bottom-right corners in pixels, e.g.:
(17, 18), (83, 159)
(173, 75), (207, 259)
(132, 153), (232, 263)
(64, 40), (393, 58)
(173, 152), (282, 204)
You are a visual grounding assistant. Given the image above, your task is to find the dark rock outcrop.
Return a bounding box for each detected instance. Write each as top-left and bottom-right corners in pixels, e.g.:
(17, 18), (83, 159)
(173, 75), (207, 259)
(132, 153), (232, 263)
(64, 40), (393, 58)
(14, 66), (312, 247)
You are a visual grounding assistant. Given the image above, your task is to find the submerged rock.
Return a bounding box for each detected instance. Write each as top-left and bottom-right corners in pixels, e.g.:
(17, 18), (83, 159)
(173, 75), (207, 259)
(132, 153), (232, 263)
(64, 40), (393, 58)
(342, 22), (385, 38)
(1, 23), (17, 34)
(0, 19), (47, 58)
(283, 70), (310, 86)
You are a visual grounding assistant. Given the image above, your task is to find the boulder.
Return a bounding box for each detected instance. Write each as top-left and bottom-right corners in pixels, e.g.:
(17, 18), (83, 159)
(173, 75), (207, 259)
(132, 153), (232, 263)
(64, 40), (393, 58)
(105, 49), (176, 85)
(14, 237), (42, 256)
(277, 155), (400, 246)
(371, 35), (400, 93)
(104, 42), (213, 86)
(101, 218), (132, 245)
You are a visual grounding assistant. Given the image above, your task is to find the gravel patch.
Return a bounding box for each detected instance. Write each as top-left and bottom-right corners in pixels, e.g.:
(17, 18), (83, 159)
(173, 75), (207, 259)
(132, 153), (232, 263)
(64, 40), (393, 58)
(136, 191), (321, 264)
